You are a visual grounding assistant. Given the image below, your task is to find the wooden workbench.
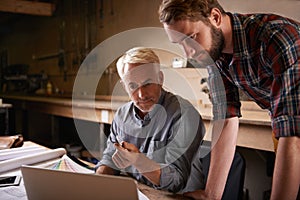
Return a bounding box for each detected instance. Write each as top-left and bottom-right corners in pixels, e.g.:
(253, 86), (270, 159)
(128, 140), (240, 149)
(0, 141), (190, 200)
(195, 102), (273, 152)
(1, 94), (273, 152)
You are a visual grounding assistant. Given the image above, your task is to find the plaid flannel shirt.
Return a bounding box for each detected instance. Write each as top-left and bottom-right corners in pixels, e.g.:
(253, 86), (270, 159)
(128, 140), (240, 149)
(212, 13), (300, 137)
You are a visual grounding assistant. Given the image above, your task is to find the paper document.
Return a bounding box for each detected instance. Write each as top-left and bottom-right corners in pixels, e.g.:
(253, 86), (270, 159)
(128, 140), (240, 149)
(49, 154), (94, 173)
(0, 148), (66, 173)
(138, 189), (150, 200)
(0, 146), (48, 161)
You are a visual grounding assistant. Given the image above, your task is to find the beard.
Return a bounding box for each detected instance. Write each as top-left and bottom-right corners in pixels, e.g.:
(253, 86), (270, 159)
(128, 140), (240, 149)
(187, 24), (225, 69)
(208, 25), (225, 61)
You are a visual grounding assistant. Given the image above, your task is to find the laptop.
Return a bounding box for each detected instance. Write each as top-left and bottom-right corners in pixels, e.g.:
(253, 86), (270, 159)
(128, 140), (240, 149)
(21, 165), (139, 200)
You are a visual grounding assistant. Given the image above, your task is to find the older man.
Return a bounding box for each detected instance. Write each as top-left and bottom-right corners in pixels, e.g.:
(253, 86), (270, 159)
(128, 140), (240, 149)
(95, 47), (205, 193)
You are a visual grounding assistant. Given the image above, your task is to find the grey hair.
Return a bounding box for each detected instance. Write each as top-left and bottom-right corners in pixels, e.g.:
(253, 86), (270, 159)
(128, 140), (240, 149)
(116, 47), (160, 78)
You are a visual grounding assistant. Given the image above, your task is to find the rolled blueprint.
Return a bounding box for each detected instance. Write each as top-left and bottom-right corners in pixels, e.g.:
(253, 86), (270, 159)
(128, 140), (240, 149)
(0, 146), (48, 161)
(0, 148), (66, 173)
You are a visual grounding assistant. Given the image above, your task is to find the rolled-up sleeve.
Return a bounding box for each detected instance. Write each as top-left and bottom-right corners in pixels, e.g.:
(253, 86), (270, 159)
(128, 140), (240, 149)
(94, 121), (120, 172)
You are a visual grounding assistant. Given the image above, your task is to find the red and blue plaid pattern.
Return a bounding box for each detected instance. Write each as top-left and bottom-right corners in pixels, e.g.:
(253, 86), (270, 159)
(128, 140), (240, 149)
(212, 13), (300, 138)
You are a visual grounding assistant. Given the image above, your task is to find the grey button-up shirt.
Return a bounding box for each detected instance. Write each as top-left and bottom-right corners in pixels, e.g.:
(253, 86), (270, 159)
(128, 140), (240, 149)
(96, 90), (205, 192)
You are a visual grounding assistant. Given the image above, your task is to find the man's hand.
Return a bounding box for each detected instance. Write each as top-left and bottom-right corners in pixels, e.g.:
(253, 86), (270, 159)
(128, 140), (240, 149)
(122, 141), (140, 153)
(112, 141), (140, 169)
(112, 141), (161, 185)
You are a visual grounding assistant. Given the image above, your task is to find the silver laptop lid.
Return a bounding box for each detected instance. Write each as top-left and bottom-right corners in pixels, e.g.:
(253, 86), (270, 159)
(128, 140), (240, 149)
(21, 165), (139, 200)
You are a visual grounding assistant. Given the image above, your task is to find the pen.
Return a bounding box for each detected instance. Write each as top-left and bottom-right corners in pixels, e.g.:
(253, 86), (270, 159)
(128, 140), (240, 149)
(116, 135), (123, 144)
(110, 135), (124, 147)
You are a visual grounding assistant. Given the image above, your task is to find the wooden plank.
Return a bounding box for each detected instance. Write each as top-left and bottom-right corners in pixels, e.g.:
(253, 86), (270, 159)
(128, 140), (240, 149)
(203, 120), (274, 152)
(0, 0), (55, 16)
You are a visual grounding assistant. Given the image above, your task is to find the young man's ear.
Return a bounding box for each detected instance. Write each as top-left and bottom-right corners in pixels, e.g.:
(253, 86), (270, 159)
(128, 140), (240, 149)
(209, 8), (222, 27)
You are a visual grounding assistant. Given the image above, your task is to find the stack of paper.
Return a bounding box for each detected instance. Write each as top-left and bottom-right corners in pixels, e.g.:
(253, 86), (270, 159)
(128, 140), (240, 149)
(0, 146), (66, 173)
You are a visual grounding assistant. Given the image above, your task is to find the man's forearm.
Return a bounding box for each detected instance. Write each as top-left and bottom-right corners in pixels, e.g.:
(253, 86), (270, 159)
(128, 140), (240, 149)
(205, 117), (239, 199)
(133, 154), (162, 186)
(270, 136), (300, 200)
(96, 165), (116, 175)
